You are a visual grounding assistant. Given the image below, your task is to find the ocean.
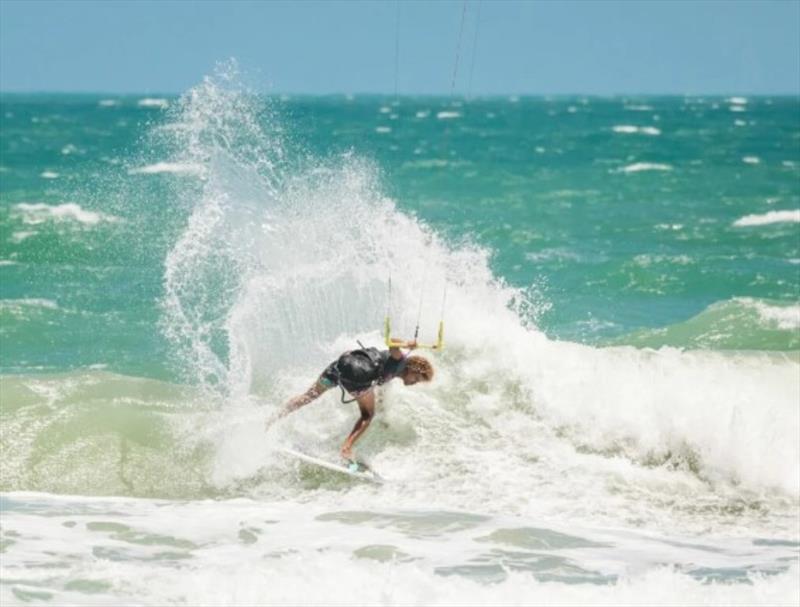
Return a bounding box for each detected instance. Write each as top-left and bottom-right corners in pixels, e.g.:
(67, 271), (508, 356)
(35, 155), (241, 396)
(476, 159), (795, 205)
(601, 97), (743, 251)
(1, 66), (799, 605)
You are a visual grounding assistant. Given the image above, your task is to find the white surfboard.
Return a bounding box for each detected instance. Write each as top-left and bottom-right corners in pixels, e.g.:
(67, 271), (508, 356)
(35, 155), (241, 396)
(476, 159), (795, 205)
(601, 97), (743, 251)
(279, 447), (385, 484)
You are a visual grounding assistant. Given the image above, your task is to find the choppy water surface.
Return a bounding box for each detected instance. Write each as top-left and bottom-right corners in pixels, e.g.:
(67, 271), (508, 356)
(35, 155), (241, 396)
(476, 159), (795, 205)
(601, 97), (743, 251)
(1, 67), (798, 604)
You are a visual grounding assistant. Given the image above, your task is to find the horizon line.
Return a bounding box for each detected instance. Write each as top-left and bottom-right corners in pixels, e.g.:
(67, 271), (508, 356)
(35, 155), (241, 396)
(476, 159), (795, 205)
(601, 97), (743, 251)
(2, 89), (799, 98)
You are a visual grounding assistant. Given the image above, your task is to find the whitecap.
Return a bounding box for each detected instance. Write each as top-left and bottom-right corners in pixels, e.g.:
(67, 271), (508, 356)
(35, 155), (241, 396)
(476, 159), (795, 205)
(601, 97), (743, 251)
(40, 171), (59, 179)
(10, 231), (36, 243)
(655, 223), (684, 231)
(379, 106), (391, 114)
(733, 209), (800, 227)
(98, 99), (119, 107)
(415, 110), (430, 118)
(128, 162), (206, 176)
(729, 105), (746, 112)
(525, 248), (583, 263)
(12, 202), (120, 226)
(727, 96), (748, 105)
(436, 111), (461, 120)
(616, 162), (673, 174)
(624, 104), (653, 111)
(734, 119), (747, 127)
(612, 125), (661, 136)
(0, 298), (59, 311)
(375, 126), (391, 134)
(137, 98), (169, 109)
(742, 156), (761, 165)
(404, 158), (449, 168)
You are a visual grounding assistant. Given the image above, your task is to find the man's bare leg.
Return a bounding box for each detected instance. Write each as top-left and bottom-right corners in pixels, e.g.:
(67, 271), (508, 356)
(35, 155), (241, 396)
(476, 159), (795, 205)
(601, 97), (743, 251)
(266, 379), (331, 430)
(282, 380), (331, 416)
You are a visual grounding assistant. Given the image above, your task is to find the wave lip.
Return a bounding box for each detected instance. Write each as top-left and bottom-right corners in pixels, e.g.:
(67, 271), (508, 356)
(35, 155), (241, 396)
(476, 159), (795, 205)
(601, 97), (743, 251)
(611, 297), (800, 351)
(733, 210), (800, 227)
(11, 202), (119, 226)
(741, 298), (800, 330)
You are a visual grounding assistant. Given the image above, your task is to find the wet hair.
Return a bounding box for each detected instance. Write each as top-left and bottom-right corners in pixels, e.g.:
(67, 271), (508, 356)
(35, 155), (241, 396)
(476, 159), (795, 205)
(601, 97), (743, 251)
(405, 355), (434, 381)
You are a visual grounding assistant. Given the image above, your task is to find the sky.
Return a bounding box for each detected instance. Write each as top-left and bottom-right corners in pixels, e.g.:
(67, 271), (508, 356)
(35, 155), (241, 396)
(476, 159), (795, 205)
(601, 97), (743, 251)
(1, 0), (798, 95)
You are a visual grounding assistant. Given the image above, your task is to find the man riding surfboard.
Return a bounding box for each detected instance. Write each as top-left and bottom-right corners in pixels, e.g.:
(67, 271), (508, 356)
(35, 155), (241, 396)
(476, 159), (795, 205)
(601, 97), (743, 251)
(274, 339), (434, 460)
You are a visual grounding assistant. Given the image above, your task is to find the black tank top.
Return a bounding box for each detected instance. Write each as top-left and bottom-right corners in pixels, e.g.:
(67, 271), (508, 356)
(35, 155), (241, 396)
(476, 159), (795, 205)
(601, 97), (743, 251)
(377, 350), (407, 384)
(333, 348), (407, 391)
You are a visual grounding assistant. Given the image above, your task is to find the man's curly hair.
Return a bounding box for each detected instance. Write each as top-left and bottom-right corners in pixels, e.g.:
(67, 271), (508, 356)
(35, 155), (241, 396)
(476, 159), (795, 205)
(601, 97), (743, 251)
(406, 355), (434, 381)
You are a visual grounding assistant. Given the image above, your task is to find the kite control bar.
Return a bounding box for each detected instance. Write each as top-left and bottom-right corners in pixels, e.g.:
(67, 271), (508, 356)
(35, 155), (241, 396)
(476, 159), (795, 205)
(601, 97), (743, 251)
(384, 316), (444, 351)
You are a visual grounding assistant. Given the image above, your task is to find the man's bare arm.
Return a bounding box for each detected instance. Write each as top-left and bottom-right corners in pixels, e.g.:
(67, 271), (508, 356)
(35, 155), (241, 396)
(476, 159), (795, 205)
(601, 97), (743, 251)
(388, 338), (417, 360)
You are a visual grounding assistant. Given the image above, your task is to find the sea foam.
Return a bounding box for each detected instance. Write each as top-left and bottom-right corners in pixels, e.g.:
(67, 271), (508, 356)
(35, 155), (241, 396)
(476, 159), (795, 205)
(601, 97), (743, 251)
(1, 493), (797, 607)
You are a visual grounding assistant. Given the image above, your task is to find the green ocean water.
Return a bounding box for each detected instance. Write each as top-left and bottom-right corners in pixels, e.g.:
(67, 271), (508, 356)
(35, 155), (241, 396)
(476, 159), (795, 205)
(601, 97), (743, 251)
(1, 92), (798, 378)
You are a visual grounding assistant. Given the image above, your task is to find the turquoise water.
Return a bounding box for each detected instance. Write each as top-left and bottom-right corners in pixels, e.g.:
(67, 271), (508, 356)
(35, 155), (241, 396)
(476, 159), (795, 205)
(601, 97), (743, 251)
(1, 91), (798, 376)
(1, 73), (799, 605)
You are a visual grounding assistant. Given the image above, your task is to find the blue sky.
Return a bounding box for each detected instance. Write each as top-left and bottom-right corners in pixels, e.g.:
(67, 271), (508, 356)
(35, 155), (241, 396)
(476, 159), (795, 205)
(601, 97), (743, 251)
(1, 0), (798, 95)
